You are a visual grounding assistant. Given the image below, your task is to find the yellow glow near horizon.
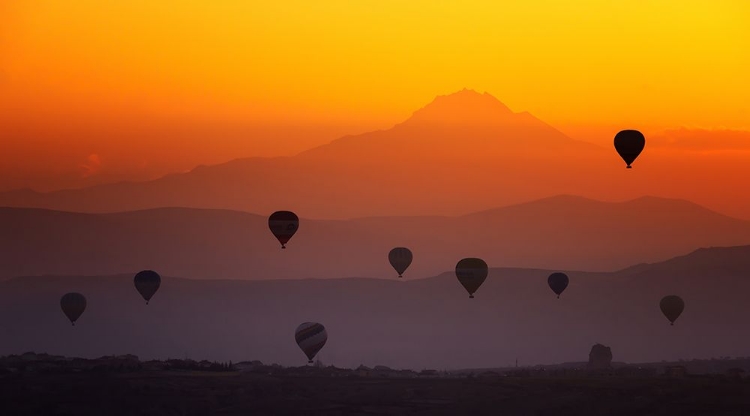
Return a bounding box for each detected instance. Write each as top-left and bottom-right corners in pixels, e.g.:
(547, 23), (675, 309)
(2, 1), (749, 134)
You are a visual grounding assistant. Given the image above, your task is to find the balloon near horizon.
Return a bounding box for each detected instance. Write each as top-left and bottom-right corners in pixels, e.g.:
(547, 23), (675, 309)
(295, 322), (328, 364)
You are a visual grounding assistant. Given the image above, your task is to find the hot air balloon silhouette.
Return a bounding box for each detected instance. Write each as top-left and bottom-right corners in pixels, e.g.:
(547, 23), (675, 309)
(295, 322), (328, 364)
(614, 130), (645, 168)
(547, 272), (569, 299)
(660, 295), (685, 326)
(455, 258), (488, 299)
(388, 247), (413, 278)
(60, 293), (87, 326)
(268, 211), (299, 249)
(134, 270), (161, 305)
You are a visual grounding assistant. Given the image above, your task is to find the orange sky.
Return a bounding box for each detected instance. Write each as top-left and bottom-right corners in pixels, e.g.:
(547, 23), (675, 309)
(1, 1), (749, 191)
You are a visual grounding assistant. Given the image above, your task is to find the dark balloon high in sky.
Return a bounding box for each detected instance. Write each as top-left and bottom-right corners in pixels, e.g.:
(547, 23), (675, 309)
(614, 130), (646, 168)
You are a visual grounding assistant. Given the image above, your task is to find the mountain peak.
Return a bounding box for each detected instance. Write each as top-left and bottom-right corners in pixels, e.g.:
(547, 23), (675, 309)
(403, 89), (515, 125)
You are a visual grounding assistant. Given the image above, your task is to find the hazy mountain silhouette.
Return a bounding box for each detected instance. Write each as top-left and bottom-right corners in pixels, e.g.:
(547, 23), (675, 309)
(2, 195), (749, 281)
(300, 89), (599, 157)
(2, 245), (749, 370)
(0, 90), (612, 218)
(3, 90), (750, 219)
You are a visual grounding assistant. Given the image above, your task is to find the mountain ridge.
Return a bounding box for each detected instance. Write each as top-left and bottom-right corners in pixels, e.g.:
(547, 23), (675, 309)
(1, 193), (743, 221)
(0, 90), (748, 219)
(0, 90), (606, 219)
(2, 195), (750, 281)
(10, 243), (748, 283)
(300, 89), (601, 158)
(3, 244), (750, 369)
(0, 194), (750, 223)
(461, 194), (742, 220)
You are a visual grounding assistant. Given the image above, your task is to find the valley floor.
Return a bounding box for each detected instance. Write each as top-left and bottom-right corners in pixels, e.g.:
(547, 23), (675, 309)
(2, 371), (750, 415)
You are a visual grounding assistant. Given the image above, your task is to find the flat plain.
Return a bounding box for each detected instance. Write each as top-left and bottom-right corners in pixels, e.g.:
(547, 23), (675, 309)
(2, 371), (749, 416)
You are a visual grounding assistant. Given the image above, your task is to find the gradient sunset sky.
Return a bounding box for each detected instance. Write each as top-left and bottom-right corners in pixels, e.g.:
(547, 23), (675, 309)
(1, 1), (749, 190)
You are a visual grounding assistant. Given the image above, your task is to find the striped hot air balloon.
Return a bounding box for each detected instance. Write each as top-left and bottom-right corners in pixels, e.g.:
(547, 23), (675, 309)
(60, 292), (87, 326)
(455, 258), (488, 299)
(388, 247), (413, 278)
(295, 322), (328, 364)
(268, 211), (299, 249)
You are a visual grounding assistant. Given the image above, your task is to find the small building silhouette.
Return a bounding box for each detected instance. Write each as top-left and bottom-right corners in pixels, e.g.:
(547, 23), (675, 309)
(356, 365), (371, 377)
(587, 344), (613, 370)
(665, 365), (687, 377)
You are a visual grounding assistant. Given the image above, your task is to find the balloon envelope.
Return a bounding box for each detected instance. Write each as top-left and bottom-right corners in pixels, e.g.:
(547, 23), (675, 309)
(548, 272), (569, 298)
(295, 322), (328, 363)
(388, 247), (413, 277)
(134, 270), (161, 304)
(60, 292), (87, 326)
(455, 258), (488, 298)
(268, 211), (299, 248)
(660, 295), (685, 325)
(614, 130), (645, 168)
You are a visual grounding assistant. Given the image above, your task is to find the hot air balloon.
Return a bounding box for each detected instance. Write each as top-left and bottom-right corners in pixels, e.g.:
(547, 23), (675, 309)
(134, 270), (161, 305)
(547, 272), (569, 299)
(268, 211), (299, 249)
(455, 258), (488, 298)
(295, 322), (328, 364)
(660, 295), (685, 326)
(614, 130), (645, 168)
(388, 247), (413, 278)
(60, 293), (87, 326)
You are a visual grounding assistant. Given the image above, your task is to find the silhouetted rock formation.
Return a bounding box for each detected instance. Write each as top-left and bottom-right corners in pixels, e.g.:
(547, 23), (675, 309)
(588, 344), (612, 369)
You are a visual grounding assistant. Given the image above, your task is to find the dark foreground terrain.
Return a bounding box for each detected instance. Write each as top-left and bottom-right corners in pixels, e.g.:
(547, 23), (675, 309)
(2, 371), (750, 416)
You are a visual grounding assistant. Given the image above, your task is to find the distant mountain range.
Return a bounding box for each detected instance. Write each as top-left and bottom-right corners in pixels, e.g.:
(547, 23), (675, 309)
(2, 245), (749, 370)
(2, 89), (749, 219)
(0, 90), (611, 218)
(2, 195), (750, 281)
